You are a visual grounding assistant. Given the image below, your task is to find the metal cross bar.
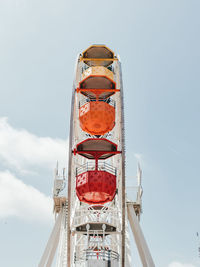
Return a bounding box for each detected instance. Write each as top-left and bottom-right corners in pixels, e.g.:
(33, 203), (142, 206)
(80, 57), (118, 61)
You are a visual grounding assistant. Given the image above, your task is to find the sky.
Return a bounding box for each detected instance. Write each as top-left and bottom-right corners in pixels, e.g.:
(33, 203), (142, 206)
(0, 0), (200, 266)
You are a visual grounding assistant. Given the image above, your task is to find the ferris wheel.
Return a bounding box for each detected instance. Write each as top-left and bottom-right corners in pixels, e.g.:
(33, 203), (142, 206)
(39, 45), (155, 267)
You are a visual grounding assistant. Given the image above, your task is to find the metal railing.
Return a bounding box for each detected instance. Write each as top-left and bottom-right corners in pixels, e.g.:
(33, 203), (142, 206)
(82, 63), (114, 73)
(76, 162), (117, 176)
(79, 97), (116, 108)
(74, 249), (119, 262)
(73, 205), (121, 230)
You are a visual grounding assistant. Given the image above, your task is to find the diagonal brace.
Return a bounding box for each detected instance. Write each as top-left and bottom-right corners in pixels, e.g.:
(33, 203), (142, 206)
(127, 203), (155, 267)
(38, 212), (62, 267)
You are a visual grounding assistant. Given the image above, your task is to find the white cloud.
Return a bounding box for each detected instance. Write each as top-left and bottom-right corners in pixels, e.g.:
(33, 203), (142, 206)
(168, 262), (196, 267)
(0, 117), (68, 173)
(0, 170), (53, 223)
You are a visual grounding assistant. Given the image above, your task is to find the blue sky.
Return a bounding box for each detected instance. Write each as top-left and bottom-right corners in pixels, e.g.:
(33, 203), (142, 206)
(0, 0), (200, 266)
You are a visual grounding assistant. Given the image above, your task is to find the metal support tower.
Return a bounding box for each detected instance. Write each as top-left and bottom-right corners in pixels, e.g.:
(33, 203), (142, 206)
(39, 45), (155, 267)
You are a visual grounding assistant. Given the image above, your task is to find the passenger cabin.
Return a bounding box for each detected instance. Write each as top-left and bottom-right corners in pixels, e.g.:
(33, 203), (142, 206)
(74, 139), (120, 205)
(77, 45), (119, 135)
(74, 249), (120, 267)
(81, 45), (115, 67)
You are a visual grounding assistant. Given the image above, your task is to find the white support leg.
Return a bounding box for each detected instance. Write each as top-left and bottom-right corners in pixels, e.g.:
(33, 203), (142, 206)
(46, 228), (60, 267)
(127, 203), (155, 267)
(38, 211), (62, 267)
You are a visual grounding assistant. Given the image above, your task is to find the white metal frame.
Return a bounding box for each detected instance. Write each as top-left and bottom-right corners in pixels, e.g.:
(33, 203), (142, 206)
(38, 212), (62, 267)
